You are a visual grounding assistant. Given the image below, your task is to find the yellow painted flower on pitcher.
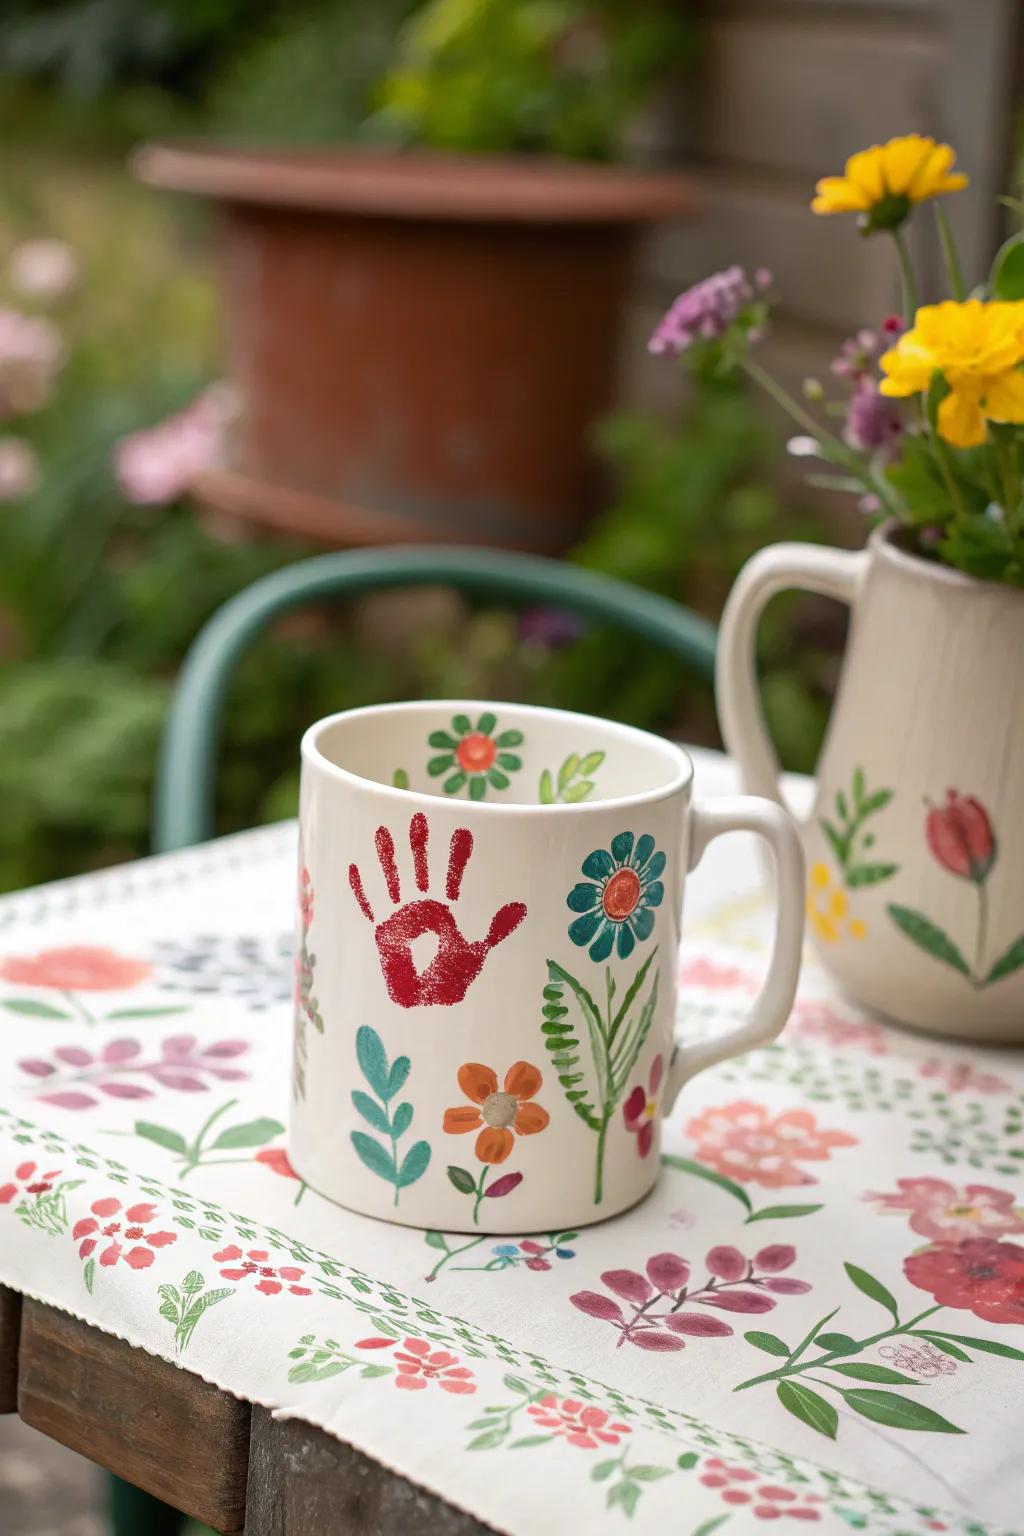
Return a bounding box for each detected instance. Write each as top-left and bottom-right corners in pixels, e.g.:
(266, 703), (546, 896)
(806, 862), (866, 945)
(879, 299), (1024, 447)
(812, 134), (968, 231)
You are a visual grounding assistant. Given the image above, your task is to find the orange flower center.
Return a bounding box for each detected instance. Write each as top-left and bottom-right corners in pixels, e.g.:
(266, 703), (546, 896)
(455, 733), (497, 774)
(602, 867), (641, 921)
(482, 1091), (517, 1129)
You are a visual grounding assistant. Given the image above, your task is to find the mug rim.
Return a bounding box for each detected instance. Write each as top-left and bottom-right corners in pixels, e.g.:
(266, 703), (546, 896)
(301, 698), (694, 815)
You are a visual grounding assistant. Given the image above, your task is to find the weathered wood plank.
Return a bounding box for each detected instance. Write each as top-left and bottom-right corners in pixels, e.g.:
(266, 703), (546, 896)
(0, 1285), (20, 1413)
(674, 14), (940, 179)
(18, 1299), (250, 1531)
(243, 1405), (490, 1536)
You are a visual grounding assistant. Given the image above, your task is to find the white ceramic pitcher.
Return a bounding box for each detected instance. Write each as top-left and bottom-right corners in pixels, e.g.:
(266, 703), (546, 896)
(717, 523), (1024, 1042)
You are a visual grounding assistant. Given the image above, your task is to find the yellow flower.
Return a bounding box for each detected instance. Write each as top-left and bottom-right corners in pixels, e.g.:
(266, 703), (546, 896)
(879, 299), (1024, 447)
(806, 863), (867, 945)
(812, 134), (968, 229)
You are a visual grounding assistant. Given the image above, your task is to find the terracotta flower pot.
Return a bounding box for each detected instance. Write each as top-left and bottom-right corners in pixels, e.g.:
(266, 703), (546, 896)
(133, 144), (695, 553)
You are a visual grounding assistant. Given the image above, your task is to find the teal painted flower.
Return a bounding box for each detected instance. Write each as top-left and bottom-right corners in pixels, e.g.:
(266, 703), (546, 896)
(427, 712), (523, 800)
(566, 832), (665, 961)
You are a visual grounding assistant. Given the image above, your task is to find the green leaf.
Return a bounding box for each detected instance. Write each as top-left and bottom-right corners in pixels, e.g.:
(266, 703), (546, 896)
(350, 1132), (396, 1183)
(351, 1091), (390, 1135)
(921, 1331), (1024, 1361)
(447, 1166), (476, 1195)
(579, 751), (605, 776)
(860, 789), (893, 816)
(909, 1332), (970, 1362)
(104, 1006), (190, 1019)
(476, 711), (497, 736)
(886, 905), (970, 976)
(846, 864), (899, 888)
(428, 730), (457, 749)
(469, 776), (487, 802)
(990, 229), (1024, 299)
(182, 1271), (204, 1294)
(841, 1388), (964, 1434)
(985, 933), (1024, 986)
(509, 1434), (551, 1449)
(815, 1332), (859, 1355)
(503, 1374), (529, 1394)
(828, 1363), (921, 1385)
(844, 1262), (900, 1321)
(386, 1057), (410, 1100)
(359, 1364), (392, 1379)
(661, 1154), (753, 1214)
(852, 766), (865, 807)
(391, 1102), (413, 1137)
(745, 1331), (790, 1357)
(495, 729), (523, 748)
(424, 1230), (448, 1251)
(397, 1140), (431, 1188)
(538, 769), (554, 805)
(558, 753), (580, 790)
(83, 1257), (96, 1295)
(627, 1466), (671, 1482)
(609, 948), (656, 1037)
(2, 998), (71, 1018)
(692, 1518), (731, 1536)
(467, 1429), (506, 1451)
(134, 1122), (188, 1155)
(776, 1380), (837, 1439)
(820, 819), (847, 868)
(562, 781), (595, 803)
(607, 1480), (640, 1518)
(452, 713), (472, 735)
(355, 1026), (391, 1099)
(676, 1451), (699, 1471)
(211, 1117), (285, 1151)
(591, 1459), (618, 1482)
(746, 1203), (823, 1223)
(392, 768), (410, 790)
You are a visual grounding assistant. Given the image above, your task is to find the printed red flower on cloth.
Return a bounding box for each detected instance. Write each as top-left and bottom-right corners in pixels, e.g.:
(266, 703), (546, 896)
(442, 1060), (549, 1164)
(919, 1057), (1010, 1095)
(255, 1147), (299, 1180)
(685, 1100), (857, 1187)
(526, 1394), (631, 1449)
(72, 1198), (176, 1269)
(868, 1177), (1024, 1244)
(390, 1338), (476, 1394)
(623, 1054), (664, 1157)
(699, 1459), (824, 1521)
(0, 946), (152, 990)
(213, 1244), (312, 1296)
(905, 1237), (1024, 1325)
(0, 1160), (60, 1204)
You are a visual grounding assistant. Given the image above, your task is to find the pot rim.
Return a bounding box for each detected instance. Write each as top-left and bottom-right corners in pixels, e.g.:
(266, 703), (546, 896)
(132, 141), (697, 225)
(871, 518), (1024, 600)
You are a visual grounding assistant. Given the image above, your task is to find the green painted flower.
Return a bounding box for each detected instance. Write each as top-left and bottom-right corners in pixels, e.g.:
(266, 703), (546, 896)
(566, 832), (665, 962)
(427, 713), (523, 801)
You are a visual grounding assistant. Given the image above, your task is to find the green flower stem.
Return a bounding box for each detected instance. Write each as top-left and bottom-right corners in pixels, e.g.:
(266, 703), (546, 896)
(178, 1098), (237, 1179)
(891, 227), (919, 320)
(734, 1304), (942, 1392)
(594, 1113), (609, 1205)
(62, 990), (96, 1025)
(972, 880), (989, 990)
(472, 1167), (490, 1225)
(934, 204), (966, 301)
(425, 1235), (487, 1284)
(993, 431), (1020, 528)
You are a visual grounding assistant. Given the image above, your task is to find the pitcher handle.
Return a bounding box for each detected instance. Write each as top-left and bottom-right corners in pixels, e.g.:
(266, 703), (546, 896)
(716, 543), (868, 817)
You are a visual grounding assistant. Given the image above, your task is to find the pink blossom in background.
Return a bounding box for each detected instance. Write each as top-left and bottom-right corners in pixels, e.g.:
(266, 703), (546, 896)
(685, 1100), (857, 1187)
(680, 954), (757, 992)
(648, 265), (770, 356)
(9, 239), (78, 301)
(0, 306), (64, 419)
(785, 999), (887, 1054)
(0, 436), (38, 500)
(866, 1176), (1024, 1245)
(843, 379), (902, 453)
(115, 383), (236, 505)
(918, 1056), (1010, 1094)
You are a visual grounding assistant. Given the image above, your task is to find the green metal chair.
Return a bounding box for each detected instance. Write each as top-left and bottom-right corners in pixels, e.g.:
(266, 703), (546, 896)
(153, 544), (717, 854)
(125, 544), (714, 1535)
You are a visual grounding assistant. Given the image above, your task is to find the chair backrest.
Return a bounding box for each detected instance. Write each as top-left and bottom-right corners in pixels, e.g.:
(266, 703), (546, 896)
(153, 544), (717, 853)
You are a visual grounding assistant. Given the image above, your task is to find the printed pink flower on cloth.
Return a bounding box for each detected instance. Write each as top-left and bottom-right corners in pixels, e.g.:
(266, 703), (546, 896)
(680, 955), (756, 992)
(867, 1177), (1024, 1244)
(699, 1458), (823, 1521)
(623, 1054), (664, 1157)
(785, 1000), (886, 1055)
(919, 1057), (1010, 1094)
(0, 1160), (61, 1204)
(213, 1244), (312, 1297)
(905, 1238), (1024, 1325)
(391, 1338), (476, 1394)
(1, 945), (151, 991)
(72, 1198), (176, 1269)
(685, 1100), (857, 1187)
(526, 1394), (631, 1448)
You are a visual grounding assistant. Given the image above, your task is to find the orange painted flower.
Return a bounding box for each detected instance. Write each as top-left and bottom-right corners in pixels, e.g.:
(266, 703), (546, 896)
(442, 1060), (549, 1164)
(685, 1100), (857, 1188)
(0, 946), (152, 991)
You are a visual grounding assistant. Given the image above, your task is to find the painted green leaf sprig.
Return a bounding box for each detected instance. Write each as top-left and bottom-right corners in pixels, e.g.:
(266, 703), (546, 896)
(158, 1269), (232, 1354)
(539, 751), (605, 805)
(350, 1025), (431, 1206)
(820, 766), (898, 888)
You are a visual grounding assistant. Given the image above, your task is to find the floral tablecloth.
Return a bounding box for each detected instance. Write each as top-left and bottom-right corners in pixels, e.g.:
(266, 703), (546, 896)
(0, 749), (1021, 1536)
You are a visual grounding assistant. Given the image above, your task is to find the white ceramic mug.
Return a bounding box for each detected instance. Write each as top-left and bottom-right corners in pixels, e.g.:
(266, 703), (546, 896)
(289, 700), (804, 1232)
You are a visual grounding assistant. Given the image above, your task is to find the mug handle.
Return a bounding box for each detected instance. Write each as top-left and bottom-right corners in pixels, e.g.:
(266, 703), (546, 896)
(664, 795), (805, 1105)
(715, 543), (868, 818)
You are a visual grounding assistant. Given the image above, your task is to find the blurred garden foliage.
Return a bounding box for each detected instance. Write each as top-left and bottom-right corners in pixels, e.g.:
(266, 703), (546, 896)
(0, 0), (829, 895)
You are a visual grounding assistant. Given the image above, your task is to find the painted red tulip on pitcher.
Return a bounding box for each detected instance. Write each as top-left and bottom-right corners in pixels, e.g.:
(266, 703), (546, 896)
(926, 791), (995, 883)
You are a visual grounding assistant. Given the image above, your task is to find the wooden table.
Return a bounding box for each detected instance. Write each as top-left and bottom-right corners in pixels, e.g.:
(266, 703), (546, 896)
(0, 1283), (485, 1534)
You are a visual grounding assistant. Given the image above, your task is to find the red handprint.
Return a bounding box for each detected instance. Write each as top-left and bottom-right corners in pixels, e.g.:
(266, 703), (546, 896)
(349, 813), (527, 1008)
